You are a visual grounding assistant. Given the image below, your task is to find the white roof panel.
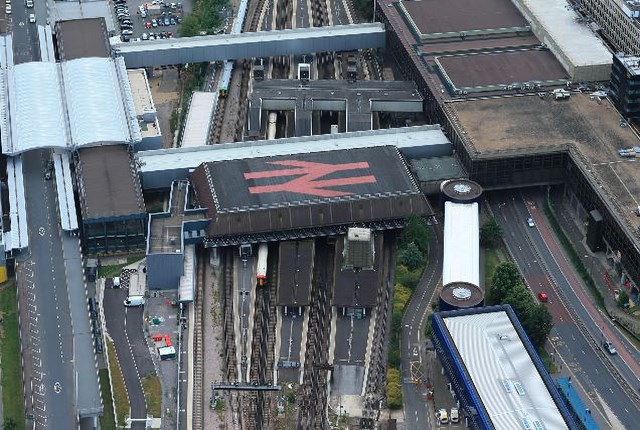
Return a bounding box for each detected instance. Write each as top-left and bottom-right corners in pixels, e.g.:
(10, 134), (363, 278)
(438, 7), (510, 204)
(9, 62), (68, 154)
(443, 201), (479, 286)
(444, 310), (569, 430)
(7, 156), (28, 250)
(62, 57), (131, 147)
(516, 0), (611, 67)
(139, 125), (450, 174)
(53, 151), (79, 231)
(181, 92), (218, 148)
(179, 244), (195, 303)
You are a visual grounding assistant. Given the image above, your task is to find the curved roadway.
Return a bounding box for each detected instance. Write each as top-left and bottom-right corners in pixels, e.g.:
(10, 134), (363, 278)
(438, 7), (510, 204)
(401, 225), (442, 430)
(490, 190), (639, 429)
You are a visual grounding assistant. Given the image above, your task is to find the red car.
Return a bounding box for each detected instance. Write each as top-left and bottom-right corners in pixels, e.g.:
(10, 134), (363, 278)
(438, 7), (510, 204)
(538, 292), (549, 302)
(145, 21), (152, 28)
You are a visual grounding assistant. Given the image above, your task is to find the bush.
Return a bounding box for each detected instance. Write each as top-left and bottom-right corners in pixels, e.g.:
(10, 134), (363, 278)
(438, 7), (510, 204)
(386, 368), (403, 409)
(396, 264), (422, 290)
(392, 284), (412, 313)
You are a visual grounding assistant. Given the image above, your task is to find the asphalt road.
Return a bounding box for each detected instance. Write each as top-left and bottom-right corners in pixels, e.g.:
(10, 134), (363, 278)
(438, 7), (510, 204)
(18, 149), (76, 429)
(401, 225), (443, 430)
(10, 0), (40, 64)
(104, 287), (147, 429)
(489, 190), (640, 429)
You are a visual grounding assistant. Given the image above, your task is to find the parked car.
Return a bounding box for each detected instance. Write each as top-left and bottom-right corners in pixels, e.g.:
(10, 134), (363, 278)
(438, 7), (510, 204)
(122, 29), (133, 35)
(437, 408), (449, 425)
(142, 32), (149, 40)
(5, 4), (11, 14)
(170, 17), (176, 25)
(25, 0), (33, 7)
(145, 21), (152, 28)
(164, 17), (170, 25)
(450, 407), (460, 423)
(603, 340), (617, 355)
(152, 18), (158, 27)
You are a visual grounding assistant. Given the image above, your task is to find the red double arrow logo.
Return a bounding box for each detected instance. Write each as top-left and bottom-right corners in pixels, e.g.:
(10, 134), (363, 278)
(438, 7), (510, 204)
(244, 160), (376, 197)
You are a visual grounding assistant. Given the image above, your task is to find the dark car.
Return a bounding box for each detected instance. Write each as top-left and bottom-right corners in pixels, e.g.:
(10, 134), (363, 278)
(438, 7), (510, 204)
(88, 297), (98, 318)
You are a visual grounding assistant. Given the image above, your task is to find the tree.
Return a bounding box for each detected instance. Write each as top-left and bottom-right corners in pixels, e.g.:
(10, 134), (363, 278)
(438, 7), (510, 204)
(395, 264), (421, 289)
(522, 304), (554, 347)
(503, 283), (534, 319)
(400, 216), (430, 254)
(488, 262), (522, 304)
(618, 289), (630, 308)
(3, 418), (16, 430)
(392, 284), (412, 313)
(480, 217), (503, 248)
(399, 242), (423, 270)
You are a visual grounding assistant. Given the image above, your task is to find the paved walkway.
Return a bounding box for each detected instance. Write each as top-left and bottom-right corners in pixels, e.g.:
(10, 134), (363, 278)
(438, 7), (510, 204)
(552, 193), (640, 339)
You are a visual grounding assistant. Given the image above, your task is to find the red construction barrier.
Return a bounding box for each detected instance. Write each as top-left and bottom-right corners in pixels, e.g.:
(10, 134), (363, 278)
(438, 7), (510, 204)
(164, 334), (172, 347)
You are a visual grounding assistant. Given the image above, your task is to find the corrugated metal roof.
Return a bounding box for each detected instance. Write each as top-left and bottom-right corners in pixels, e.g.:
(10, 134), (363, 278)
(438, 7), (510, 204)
(181, 92), (218, 148)
(444, 310), (569, 430)
(8, 62), (68, 154)
(62, 57), (131, 147)
(179, 244), (195, 303)
(443, 201), (479, 286)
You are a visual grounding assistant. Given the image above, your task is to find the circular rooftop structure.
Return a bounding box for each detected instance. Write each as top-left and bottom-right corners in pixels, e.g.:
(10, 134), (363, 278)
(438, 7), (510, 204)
(439, 281), (484, 311)
(441, 179), (483, 203)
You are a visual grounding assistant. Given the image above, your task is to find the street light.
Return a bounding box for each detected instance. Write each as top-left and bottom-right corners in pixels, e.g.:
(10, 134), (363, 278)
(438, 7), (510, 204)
(584, 255), (594, 279)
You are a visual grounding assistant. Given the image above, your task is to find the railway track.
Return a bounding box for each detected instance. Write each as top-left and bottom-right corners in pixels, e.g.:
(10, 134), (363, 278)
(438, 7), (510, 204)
(192, 247), (206, 429)
(299, 238), (335, 429)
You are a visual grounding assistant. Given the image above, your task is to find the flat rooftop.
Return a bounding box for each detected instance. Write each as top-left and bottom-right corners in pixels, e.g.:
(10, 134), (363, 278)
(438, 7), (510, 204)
(333, 233), (383, 307)
(277, 240), (314, 306)
(451, 93), (640, 232)
(77, 145), (146, 220)
(204, 146), (420, 213)
(437, 50), (568, 90)
(442, 309), (570, 429)
(418, 35), (541, 56)
(400, 0), (528, 36)
(56, 18), (109, 60)
(127, 69), (160, 138)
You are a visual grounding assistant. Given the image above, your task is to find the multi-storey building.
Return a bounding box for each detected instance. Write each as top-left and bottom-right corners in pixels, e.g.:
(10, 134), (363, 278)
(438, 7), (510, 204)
(578, 0), (640, 54)
(610, 53), (640, 121)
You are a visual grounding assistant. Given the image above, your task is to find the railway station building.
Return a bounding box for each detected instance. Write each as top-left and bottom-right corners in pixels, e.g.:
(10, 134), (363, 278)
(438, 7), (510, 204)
(431, 305), (579, 430)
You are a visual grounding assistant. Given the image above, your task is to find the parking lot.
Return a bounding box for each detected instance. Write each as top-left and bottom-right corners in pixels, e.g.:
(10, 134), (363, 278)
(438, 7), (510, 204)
(112, 0), (193, 41)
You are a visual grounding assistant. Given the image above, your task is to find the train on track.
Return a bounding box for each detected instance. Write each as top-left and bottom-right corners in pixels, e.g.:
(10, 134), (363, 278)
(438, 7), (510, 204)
(267, 112), (277, 140)
(256, 243), (268, 287)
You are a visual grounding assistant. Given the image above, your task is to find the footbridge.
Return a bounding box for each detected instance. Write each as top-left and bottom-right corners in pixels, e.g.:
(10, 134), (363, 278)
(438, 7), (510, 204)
(113, 23), (386, 68)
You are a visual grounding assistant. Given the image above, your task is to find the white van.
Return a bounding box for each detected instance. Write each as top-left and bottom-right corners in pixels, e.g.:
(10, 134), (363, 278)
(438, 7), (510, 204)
(124, 296), (145, 307)
(113, 277), (121, 288)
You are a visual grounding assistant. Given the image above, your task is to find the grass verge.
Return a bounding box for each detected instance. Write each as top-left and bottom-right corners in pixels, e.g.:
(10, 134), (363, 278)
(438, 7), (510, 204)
(538, 346), (558, 374)
(0, 283), (26, 430)
(142, 375), (162, 417)
(484, 247), (501, 292)
(97, 255), (145, 279)
(106, 340), (129, 427)
(543, 192), (604, 309)
(99, 369), (116, 430)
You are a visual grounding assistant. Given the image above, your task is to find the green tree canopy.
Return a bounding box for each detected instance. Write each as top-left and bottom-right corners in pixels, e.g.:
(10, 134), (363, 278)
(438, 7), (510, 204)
(386, 368), (403, 409)
(488, 261), (522, 304)
(480, 217), (503, 248)
(399, 242), (423, 270)
(400, 216), (430, 254)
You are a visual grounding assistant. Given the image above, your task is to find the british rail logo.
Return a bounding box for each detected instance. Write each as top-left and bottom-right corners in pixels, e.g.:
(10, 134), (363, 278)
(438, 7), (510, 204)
(244, 160), (377, 197)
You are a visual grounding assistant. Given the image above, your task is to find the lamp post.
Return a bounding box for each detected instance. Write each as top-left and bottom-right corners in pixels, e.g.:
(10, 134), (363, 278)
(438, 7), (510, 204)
(585, 255), (594, 279)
